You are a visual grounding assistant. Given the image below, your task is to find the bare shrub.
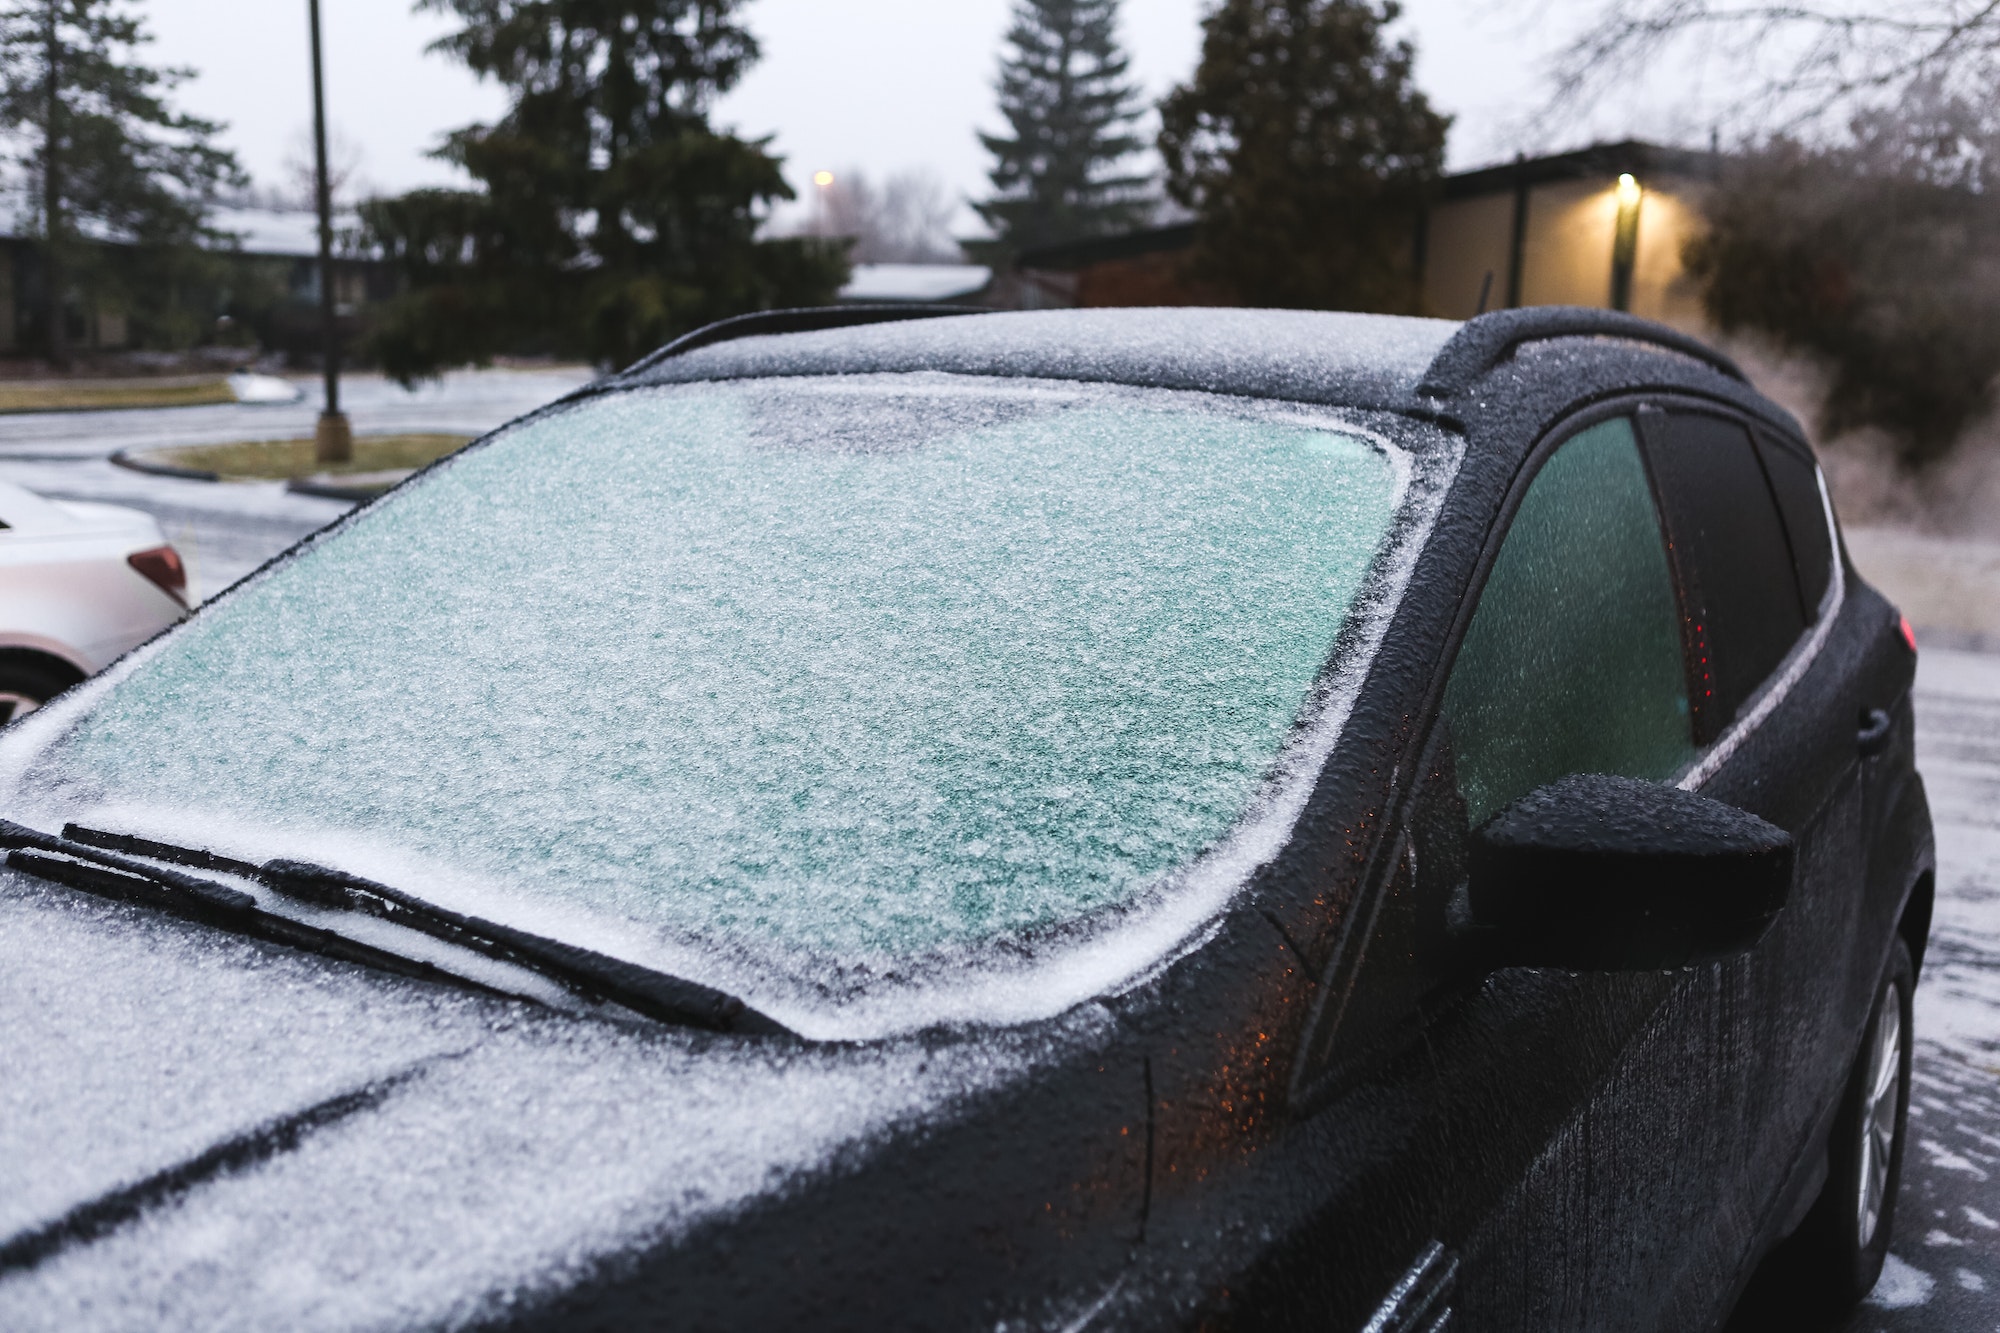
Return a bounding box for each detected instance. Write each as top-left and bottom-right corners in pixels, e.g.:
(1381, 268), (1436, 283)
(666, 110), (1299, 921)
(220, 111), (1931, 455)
(1686, 83), (2000, 469)
(1724, 332), (2000, 539)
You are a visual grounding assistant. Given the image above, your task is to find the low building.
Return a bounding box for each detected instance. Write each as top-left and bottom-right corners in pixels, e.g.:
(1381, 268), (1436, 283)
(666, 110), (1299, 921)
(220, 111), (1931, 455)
(986, 225), (1207, 310)
(1421, 140), (1714, 327)
(1, 205), (387, 360)
(996, 140), (1719, 331)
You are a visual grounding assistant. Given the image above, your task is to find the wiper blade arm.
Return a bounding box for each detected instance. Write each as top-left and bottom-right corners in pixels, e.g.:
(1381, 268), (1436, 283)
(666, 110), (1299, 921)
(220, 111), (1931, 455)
(55, 821), (792, 1038)
(63, 823), (263, 879)
(261, 859), (791, 1037)
(0, 821), (525, 1004)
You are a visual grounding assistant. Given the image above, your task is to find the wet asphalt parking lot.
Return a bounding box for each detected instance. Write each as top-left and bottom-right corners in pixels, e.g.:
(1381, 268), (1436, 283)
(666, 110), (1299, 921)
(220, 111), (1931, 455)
(0, 374), (1994, 1329)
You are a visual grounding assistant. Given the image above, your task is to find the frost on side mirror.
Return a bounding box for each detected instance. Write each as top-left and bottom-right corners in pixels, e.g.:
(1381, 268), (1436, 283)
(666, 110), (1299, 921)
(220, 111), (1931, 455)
(1465, 773), (1793, 971)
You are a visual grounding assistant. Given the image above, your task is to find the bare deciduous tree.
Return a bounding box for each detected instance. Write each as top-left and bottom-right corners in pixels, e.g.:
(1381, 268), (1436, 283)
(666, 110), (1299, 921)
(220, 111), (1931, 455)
(281, 122), (370, 211)
(1546, 1), (2000, 132)
(815, 168), (962, 264)
(1688, 80), (2000, 466)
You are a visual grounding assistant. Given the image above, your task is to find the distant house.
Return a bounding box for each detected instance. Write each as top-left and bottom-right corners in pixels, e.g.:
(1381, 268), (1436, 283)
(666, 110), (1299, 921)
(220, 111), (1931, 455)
(1421, 141), (1714, 327)
(985, 225), (1212, 310)
(990, 140), (1719, 331)
(0, 205), (388, 359)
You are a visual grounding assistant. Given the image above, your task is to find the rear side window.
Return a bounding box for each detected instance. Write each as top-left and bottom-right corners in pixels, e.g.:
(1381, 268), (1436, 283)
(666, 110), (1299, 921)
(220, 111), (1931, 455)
(1638, 410), (1807, 744)
(1443, 417), (1695, 827)
(1755, 433), (1834, 615)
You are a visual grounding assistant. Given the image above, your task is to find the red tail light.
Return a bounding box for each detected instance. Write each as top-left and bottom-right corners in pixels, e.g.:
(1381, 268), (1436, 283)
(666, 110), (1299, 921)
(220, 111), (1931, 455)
(1898, 614), (1918, 655)
(128, 546), (188, 607)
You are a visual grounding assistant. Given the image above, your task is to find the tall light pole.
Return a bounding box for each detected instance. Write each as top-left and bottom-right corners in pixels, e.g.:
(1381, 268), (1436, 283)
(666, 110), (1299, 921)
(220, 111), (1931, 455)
(43, 0), (67, 369)
(308, 0), (351, 464)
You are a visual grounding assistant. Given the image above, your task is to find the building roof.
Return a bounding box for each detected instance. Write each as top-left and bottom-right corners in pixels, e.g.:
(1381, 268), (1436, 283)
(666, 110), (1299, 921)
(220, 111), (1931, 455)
(0, 204), (352, 256)
(1441, 140), (1720, 200)
(211, 206), (360, 257)
(998, 141), (1722, 275)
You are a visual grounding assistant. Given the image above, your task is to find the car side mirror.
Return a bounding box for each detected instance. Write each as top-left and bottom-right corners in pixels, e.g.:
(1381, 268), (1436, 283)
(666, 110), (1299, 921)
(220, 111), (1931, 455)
(1465, 773), (1793, 970)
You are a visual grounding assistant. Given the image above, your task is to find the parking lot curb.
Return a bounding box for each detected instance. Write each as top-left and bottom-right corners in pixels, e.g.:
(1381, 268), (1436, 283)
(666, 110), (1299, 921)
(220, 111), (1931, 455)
(108, 449), (221, 482)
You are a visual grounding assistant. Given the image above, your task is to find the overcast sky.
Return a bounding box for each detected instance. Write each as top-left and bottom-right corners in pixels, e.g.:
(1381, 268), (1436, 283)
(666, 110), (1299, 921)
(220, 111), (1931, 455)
(141, 0), (1670, 229)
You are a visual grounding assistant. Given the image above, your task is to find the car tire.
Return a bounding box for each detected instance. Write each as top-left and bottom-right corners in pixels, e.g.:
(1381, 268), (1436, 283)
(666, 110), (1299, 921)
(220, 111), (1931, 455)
(0, 650), (84, 725)
(1771, 936), (1917, 1323)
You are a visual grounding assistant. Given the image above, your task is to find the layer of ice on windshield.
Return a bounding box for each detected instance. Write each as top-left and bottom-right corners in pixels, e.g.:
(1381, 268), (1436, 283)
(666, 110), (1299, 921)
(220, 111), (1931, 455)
(0, 375), (1432, 1037)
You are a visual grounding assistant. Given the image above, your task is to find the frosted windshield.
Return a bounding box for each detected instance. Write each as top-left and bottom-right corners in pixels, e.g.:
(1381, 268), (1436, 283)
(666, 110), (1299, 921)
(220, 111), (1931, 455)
(7, 378), (1406, 1005)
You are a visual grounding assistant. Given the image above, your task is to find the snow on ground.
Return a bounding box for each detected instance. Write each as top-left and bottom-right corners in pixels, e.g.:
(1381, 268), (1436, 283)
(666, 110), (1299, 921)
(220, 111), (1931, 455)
(0, 367), (593, 598)
(1840, 646), (2000, 1332)
(0, 365), (594, 458)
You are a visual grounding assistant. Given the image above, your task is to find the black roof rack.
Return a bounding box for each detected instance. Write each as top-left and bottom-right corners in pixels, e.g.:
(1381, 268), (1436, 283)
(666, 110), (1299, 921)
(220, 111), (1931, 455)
(621, 304), (990, 377)
(1417, 306), (1745, 398)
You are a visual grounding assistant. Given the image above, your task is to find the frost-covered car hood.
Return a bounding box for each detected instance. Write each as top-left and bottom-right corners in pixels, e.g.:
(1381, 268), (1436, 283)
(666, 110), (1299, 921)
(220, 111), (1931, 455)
(0, 872), (1080, 1332)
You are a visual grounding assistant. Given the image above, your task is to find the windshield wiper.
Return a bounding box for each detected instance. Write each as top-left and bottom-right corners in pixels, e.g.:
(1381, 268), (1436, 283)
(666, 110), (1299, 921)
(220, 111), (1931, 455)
(0, 820), (525, 1006)
(56, 822), (791, 1038)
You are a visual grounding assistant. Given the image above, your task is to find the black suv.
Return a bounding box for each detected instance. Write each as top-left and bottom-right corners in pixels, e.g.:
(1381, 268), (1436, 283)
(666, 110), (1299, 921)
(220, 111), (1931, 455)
(0, 306), (1932, 1332)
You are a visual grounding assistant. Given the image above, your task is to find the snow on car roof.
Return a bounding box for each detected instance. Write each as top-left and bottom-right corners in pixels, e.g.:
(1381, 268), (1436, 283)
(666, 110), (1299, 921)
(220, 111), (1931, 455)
(623, 307), (1464, 408)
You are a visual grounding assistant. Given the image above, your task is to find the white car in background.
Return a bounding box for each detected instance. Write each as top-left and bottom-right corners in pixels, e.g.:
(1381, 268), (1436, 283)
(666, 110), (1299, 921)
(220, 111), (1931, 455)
(0, 479), (188, 721)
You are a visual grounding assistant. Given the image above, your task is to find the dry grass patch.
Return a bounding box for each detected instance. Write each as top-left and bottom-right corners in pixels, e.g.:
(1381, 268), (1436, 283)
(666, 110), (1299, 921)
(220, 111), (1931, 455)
(142, 433), (474, 480)
(0, 377), (237, 414)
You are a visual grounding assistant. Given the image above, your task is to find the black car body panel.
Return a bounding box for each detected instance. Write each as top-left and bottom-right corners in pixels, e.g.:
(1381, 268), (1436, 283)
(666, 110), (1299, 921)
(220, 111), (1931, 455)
(0, 307), (1933, 1332)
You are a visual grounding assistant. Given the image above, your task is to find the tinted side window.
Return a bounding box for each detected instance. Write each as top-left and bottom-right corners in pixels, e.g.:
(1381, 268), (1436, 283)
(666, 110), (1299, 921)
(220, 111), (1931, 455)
(1307, 419), (1696, 1083)
(1755, 433), (1834, 615)
(1443, 417), (1695, 828)
(1638, 410), (1808, 743)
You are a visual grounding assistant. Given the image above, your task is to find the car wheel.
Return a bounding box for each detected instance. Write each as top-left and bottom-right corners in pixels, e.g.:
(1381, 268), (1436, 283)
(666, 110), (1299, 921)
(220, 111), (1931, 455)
(1787, 936), (1916, 1316)
(0, 651), (84, 725)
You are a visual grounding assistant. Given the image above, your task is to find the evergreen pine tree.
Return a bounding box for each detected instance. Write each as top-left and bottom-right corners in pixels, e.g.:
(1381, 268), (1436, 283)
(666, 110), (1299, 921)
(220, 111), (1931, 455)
(0, 0), (243, 362)
(1159, 0), (1448, 312)
(361, 0), (848, 378)
(974, 0), (1151, 261)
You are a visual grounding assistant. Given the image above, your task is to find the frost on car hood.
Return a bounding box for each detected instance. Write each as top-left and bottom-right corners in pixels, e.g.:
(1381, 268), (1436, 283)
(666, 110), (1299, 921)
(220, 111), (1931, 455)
(0, 874), (1071, 1332)
(0, 375), (1446, 1039)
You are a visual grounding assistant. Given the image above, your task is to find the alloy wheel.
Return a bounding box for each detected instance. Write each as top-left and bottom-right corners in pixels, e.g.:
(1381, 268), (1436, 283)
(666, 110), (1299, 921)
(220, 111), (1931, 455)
(1856, 989), (1904, 1250)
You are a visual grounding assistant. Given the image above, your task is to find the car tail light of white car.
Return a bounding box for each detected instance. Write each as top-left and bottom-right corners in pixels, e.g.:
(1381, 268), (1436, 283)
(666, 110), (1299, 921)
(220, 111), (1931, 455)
(126, 545), (189, 608)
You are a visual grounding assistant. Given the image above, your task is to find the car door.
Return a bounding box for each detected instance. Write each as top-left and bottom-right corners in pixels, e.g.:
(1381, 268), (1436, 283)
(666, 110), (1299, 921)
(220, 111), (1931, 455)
(1343, 410), (1760, 1330)
(1633, 405), (1881, 1252)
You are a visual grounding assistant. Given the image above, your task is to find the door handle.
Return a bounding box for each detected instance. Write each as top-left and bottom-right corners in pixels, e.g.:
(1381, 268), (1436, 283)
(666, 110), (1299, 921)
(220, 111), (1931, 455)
(1858, 707), (1894, 757)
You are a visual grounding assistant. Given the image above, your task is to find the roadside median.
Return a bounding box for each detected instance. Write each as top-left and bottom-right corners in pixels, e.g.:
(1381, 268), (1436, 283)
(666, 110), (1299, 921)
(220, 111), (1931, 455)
(0, 371), (304, 414)
(112, 434), (473, 501)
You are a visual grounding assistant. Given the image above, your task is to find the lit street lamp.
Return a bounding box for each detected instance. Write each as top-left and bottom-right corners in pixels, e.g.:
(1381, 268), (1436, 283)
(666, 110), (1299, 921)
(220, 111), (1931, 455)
(308, 0), (351, 464)
(1610, 172), (1644, 314)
